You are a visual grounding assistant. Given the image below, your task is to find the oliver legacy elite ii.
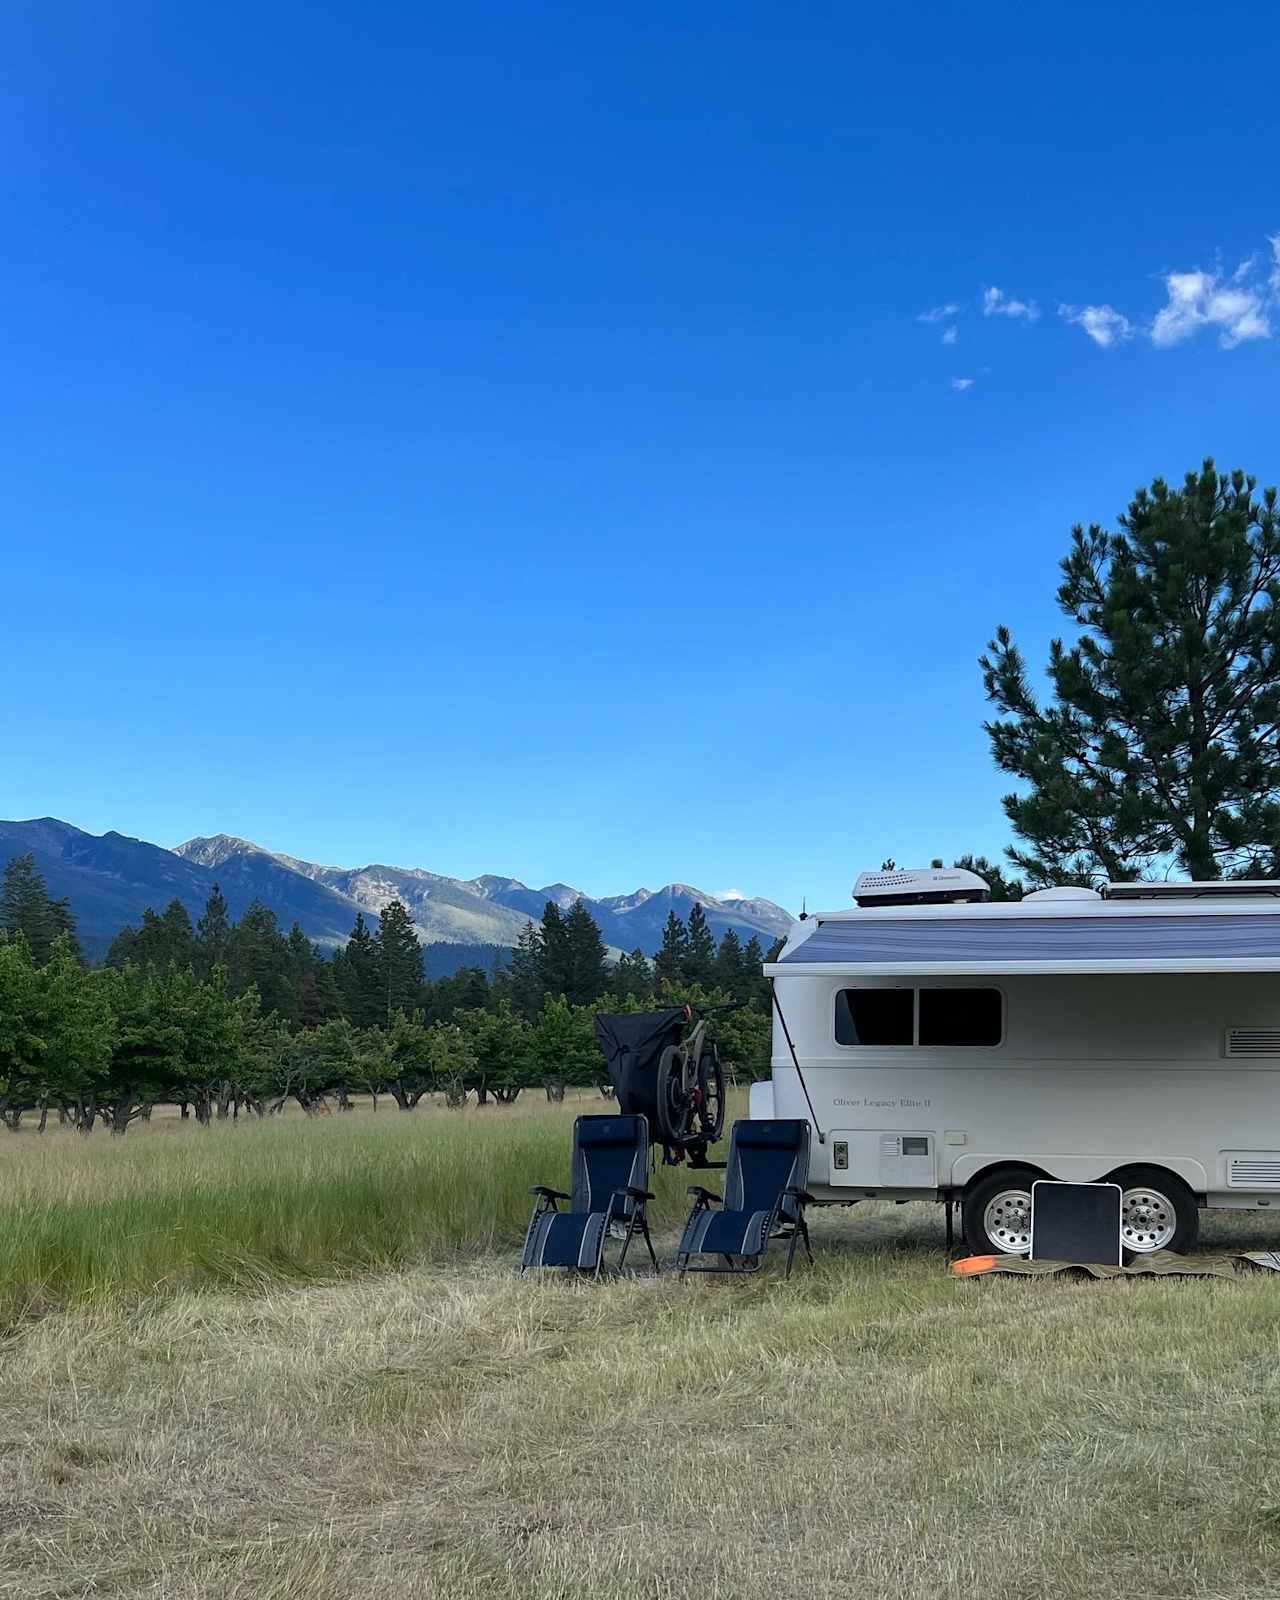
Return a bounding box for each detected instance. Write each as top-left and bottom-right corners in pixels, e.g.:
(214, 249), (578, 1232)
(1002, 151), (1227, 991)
(753, 867), (1280, 1257)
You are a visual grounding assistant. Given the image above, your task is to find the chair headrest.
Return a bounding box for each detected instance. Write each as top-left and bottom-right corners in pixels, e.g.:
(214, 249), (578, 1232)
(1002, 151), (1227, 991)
(575, 1115), (644, 1149)
(734, 1119), (807, 1151)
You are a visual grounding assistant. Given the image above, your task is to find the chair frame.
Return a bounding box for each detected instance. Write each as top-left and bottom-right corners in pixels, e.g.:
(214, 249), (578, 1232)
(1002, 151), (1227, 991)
(522, 1180), (658, 1276)
(676, 1181), (815, 1277)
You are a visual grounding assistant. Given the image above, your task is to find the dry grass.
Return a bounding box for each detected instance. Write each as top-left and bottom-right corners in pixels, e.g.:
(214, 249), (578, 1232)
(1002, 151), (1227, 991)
(4, 1105), (1280, 1597)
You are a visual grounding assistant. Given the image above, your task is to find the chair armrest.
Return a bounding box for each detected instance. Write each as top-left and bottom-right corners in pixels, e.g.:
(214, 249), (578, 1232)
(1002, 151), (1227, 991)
(784, 1186), (817, 1206)
(687, 1185), (722, 1204)
(530, 1185), (570, 1200)
(619, 1186), (655, 1201)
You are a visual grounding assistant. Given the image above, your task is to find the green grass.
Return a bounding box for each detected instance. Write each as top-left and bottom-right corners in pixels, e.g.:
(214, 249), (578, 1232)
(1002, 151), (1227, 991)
(6, 1102), (1280, 1597)
(0, 1098), (696, 1324)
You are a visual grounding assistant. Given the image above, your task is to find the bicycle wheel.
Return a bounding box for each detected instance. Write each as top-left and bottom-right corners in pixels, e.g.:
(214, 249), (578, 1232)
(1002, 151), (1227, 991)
(655, 1043), (692, 1144)
(695, 1046), (726, 1142)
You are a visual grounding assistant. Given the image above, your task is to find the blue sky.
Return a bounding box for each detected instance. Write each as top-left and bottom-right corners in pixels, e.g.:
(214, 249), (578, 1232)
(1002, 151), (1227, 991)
(3, 2), (1277, 913)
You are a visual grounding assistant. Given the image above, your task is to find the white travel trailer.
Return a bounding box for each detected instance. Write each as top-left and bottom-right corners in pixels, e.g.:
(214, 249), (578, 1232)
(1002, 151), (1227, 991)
(753, 867), (1280, 1256)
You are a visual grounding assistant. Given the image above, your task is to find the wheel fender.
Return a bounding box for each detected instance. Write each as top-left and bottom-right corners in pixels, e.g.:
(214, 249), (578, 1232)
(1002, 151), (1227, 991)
(952, 1153), (1207, 1195)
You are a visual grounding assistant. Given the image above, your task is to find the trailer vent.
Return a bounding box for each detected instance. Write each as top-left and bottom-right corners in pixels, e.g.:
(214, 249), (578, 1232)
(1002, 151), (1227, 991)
(1226, 1154), (1280, 1190)
(1225, 1028), (1280, 1058)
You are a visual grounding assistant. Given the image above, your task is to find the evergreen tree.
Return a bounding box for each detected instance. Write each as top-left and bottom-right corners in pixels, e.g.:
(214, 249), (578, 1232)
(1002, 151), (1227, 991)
(562, 900), (608, 1005)
(684, 903), (716, 985)
(538, 901), (573, 997)
(983, 461), (1280, 883)
(611, 947), (653, 1004)
(375, 901), (424, 1024)
(228, 901), (296, 1022)
(131, 899), (196, 971)
(713, 927), (748, 999)
(741, 936), (769, 1011)
(334, 913), (382, 1029)
(1, 853), (78, 966)
(951, 854), (1024, 901)
(504, 920), (546, 1021)
(653, 911), (689, 987)
(195, 884), (232, 976)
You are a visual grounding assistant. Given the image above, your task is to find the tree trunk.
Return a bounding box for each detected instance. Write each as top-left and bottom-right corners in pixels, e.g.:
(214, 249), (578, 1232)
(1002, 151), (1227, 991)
(474, 1079), (489, 1106)
(544, 1079), (566, 1103)
(178, 1100), (190, 1119)
(493, 1085), (522, 1105)
(194, 1089), (213, 1125)
(111, 1092), (137, 1136)
(334, 1082), (352, 1112)
(369, 1090), (379, 1113)
(141, 1102), (153, 1122)
(216, 1080), (234, 1120)
(37, 1096), (49, 1134)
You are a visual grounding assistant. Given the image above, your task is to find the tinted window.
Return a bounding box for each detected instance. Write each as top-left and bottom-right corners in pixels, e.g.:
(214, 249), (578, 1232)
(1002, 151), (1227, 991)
(918, 988), (1002, 1046)
(834, 989), (914, 1046)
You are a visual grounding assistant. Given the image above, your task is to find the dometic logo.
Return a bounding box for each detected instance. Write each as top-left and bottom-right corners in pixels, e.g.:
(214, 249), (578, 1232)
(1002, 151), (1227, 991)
(833, 1096), (932, 1110)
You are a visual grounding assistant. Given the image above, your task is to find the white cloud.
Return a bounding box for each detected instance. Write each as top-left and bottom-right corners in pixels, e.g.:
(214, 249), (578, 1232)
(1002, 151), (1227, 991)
(941, 325), (958, 345)
(1058, 302), (1134, 348)
(1269, 234), (1280, 296)
(951, 376), (975, 391)
(917, 303), (959, 323)
(982, 286), (1040, 322)
(714, 888), (746, 902)
(1150, 267), (1271, 349)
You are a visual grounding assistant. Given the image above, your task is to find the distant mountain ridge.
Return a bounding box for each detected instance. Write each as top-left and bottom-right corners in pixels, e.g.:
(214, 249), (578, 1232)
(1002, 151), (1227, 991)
(0, 818), (794, 961)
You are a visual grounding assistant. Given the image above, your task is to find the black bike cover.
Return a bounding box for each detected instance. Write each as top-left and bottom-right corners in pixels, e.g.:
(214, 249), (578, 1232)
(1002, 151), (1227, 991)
(593, 1009), (686, 1127)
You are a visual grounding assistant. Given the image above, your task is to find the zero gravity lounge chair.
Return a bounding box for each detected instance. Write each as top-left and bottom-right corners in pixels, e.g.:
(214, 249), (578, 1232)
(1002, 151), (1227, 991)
(521, 1114), (658, 1275)
(676, 1119), (815, 1277)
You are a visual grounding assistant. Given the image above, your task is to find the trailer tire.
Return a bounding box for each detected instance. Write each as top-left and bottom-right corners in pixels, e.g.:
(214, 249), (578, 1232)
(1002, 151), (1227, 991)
(962, 1168), (1041, 1257)
(1102, 1165), (1199, 1255)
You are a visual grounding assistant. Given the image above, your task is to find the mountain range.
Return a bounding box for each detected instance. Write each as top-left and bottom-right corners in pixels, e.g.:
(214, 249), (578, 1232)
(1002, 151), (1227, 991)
(0, 818), (794, 962)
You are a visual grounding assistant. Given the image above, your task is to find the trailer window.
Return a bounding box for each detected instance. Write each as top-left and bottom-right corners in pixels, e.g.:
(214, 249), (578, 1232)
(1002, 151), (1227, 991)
(834, 989), (914, 1046)
(834, 987), (1003, 1047)
(918, 988), (1002, 1046)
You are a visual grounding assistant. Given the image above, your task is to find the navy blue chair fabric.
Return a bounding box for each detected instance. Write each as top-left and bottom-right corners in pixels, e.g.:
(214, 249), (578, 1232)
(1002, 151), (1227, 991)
(521, 1114), (657, 1274)
(676, 1119), (814, 1276)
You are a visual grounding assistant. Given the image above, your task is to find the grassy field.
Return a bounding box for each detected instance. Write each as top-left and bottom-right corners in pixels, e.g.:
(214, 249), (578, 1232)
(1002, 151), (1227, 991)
(4, 1103), (1280, 1599)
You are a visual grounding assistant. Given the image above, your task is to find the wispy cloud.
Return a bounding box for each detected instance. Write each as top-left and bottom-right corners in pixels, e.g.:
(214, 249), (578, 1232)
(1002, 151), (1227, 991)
(917, 303), (959, 324)
(951, 376), (975, 392)
(982, 286), (1040, 322)
(1150, 260), (1272, 349)
(1058, 303), (1134, 348)
(941, 325), (958, 345)
(1269, 234), (1280, 296)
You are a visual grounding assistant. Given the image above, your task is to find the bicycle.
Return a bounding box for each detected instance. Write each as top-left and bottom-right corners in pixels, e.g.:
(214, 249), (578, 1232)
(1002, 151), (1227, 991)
(654, 1000), (741, 1153)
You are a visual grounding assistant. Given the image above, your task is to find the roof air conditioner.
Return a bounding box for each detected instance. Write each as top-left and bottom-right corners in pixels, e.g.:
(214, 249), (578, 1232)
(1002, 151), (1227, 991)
(853, 867), (990, 908)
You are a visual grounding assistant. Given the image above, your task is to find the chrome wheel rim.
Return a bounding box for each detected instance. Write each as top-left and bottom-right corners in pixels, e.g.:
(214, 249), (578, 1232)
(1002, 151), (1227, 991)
(983, 1188), (1032, 1254)
(1121, 1187), (1177, 1252)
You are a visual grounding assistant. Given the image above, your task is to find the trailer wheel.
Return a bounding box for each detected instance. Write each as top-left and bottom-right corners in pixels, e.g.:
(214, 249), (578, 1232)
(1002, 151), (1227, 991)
(962, 1168), (1040, 1256)
(1103, 1165), (1199, 1255)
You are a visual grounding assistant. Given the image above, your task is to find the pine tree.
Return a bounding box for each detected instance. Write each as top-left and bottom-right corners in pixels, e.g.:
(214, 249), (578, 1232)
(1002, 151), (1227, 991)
(684, 903), (716, 985)
(228, 901), (296, 1022)
(335, 912), (382, 1029)
(653, 911), (689, 987)
(612, 947), (653, 1003)
(538, 902), (573, 998)
(1, 853), (72, 966)
(132, 899), (195, 970)
(504, 920), (546, 1020)
(562, 900), (608, 1005)
(376, 900), (424, 1024)
(983, 460), (1280, 882)
(714, 927), (746, 998)
(196, 884), (232, 976)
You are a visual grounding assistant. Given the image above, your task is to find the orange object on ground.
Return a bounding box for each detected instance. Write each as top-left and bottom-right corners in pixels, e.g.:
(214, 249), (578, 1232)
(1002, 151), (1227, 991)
(951, 1255), (998, 1276)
